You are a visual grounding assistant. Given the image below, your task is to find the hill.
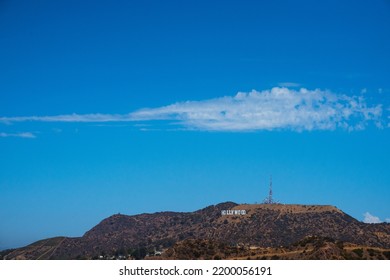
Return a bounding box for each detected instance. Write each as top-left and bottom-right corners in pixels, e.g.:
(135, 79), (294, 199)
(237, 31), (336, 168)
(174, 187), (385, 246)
(3, 202), (390, 260)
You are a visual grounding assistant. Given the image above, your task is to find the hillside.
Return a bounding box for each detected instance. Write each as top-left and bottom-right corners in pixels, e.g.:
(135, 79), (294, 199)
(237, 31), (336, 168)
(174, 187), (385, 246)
(3, 202), (390, 260)
(156, 237), (390, 260)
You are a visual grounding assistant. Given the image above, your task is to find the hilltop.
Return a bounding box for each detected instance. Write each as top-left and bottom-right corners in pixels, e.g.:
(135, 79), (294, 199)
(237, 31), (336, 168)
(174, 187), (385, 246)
(3, 202), (390, 260)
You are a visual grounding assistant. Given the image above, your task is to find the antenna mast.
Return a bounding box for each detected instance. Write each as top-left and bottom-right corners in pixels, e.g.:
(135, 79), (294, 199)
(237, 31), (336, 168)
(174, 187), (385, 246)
(268, 175), (273, 203)
(263, 175), (275, 204)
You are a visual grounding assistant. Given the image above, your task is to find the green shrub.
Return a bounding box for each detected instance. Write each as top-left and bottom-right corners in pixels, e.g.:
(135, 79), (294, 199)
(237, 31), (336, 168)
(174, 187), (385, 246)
(383, 251), (390, 260)
(352, 248), (363, 258)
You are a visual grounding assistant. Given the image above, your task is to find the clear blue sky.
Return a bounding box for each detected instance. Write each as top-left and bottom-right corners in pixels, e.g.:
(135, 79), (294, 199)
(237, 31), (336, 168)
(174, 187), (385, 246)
(1, 0), (389, 249)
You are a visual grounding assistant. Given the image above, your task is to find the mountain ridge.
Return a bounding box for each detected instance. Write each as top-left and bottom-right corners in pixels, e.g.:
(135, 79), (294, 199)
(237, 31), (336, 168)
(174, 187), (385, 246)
(3, 202), (390, 260)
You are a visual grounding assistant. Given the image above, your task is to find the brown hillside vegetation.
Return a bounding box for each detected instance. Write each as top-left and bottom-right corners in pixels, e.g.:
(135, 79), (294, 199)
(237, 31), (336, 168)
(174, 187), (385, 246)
(156, 237), (390, 260)
(3, 202), (390, 260)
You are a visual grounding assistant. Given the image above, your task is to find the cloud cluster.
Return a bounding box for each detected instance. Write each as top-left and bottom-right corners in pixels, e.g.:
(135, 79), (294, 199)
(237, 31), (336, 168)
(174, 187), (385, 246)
(0, 132), (36, 138)
(131, 87), (383, 131)
(363, 212), (389, 224)
(0, 87), (385, 132)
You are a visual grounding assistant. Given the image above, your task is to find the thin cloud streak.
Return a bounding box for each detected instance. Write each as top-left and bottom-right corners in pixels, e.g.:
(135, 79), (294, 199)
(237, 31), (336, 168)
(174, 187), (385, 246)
(0, 87), (385, 132)
(0, 132), (36, 138)
(278, 82), (301, 87)
(0, 113), (133, 124)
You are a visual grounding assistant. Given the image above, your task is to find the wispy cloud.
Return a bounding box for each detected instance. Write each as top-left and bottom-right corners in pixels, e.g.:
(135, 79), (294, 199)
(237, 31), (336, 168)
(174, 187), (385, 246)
(131, 87), (383, 131)
(0, 87), (385, 132)
(0, 113), (132, 124)
(363, 212), (382, 224)
(386, 218), (390, 223)
(278, 82), (301, 88)
(0, 132), (36, 138)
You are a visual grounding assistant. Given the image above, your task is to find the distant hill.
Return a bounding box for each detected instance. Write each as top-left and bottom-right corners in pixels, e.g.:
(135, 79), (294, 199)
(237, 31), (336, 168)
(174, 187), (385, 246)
(3, 202), (390, 260)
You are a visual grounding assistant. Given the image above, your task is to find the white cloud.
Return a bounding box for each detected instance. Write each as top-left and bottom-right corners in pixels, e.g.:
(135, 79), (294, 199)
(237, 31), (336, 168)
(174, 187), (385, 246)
(0, 132), (36, 138)
(363, 212), (382, 224)
(385, 218), (390, 223)
(360, 88), (367, 94)
(131, 87), (383, 131)
(278, 82), (301, 88)
(0, 113), (132, 124)
(0, 87), (385, 132)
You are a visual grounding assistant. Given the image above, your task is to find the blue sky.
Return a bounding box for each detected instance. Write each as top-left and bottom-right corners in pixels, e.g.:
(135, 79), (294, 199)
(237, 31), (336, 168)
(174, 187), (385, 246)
(1, 0), (389, 249)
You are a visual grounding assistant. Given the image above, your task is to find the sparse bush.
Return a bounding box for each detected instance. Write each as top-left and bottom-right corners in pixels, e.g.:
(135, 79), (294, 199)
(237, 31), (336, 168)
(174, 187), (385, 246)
(131, 247), (147, 259)
(336, 241), (344, 250)
(383, 251), (390, 260)
(367, 249), (375, 257)
(352, 248), (363, 258)
(343, 252), (354, 260)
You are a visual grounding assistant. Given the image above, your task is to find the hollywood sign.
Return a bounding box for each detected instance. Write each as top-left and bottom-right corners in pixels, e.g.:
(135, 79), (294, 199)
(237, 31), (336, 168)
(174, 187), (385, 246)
(221, 209), (247, 216)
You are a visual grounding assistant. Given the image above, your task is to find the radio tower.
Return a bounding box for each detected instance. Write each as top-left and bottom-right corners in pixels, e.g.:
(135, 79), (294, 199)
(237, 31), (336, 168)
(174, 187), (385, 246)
(263, 175), (275, 204)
